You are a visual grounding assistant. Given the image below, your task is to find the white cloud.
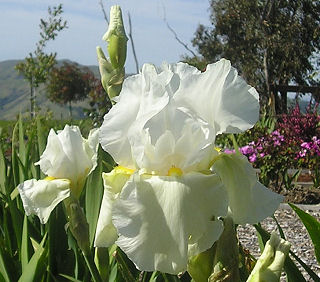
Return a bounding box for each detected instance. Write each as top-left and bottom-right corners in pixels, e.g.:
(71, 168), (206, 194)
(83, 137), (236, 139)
(0, 0), (210, 72)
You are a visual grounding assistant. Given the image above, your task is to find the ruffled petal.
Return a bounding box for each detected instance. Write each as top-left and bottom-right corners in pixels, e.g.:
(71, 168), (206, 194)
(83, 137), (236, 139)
(17, 178), (70, 224)
(84, 128), (99, 175)
(94, 167), (133, 247)
(128, 99), (216, 175)
(99, 64), (170, 168)
(36, 125), (97, 184)
(212, 153), (283, 224)
(112, 172), (228, 274)
(174, 59), (259, 134)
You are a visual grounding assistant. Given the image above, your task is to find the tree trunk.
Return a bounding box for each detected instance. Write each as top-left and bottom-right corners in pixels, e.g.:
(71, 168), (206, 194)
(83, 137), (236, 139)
(30, 81), (36, 119)
(69, 101), (73, 120)
(280, 91), (287, 114)
(30, 83), (34, 119)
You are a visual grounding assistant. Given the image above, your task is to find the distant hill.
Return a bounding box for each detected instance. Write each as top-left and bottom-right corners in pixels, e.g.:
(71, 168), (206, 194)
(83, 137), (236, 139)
(0, 60), (100, 120)
(1, 59), (315, 120)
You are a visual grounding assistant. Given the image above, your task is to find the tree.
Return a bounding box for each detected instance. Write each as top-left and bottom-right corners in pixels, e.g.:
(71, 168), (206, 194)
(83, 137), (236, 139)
(15, 4), (67, 118)
(187, 0), (320, 113)
(47, 62), (96, 118)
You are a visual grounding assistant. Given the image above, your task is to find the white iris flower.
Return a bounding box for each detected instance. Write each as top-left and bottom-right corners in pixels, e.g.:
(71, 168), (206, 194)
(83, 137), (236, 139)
(18, 125), (99, 224)
(95, 59), (283, 274)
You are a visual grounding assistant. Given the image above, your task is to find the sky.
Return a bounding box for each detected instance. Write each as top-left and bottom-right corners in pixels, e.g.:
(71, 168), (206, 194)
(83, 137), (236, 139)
(0, 0), (210, 73)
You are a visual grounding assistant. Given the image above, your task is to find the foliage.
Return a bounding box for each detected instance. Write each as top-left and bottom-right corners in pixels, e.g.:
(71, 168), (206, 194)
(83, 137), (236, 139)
(0, 116), (318, 280)
(15, 4), (67, 118)
(47, 62), (97, 118)
(186, 0), (320, 112)
(84, 81), (112, 127)
(220, 103), (320, 189)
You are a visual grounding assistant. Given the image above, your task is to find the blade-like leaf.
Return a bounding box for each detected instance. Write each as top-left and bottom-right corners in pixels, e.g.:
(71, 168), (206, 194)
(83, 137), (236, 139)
(272, 215), (320, 281)
(289, 251), (320, 282)
(289, 203), (320, 264)
(0, 146), (7, 195)
(18, 115), (26, 166)
(21, 215), (31, 272)
(36, 117), (46, 156)
(254, 224), (306, 282)
(36, 117), (46, 179)
(0, 249), (11, 282)
(59, 274), (83, 282)
(18, 234), (48, 282)
(85, 156), (104, 246)
(11, 122), (20, 188)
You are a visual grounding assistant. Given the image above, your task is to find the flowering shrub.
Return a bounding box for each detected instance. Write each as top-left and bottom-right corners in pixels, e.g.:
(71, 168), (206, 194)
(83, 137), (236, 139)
(223, 103), (320, 189)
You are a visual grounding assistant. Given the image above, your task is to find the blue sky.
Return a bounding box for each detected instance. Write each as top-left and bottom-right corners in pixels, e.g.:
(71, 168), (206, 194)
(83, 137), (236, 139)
(0, 0), (210, 73)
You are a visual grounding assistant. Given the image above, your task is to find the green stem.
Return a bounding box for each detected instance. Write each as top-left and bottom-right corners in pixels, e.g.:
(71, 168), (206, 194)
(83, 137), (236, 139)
(83, 251), (103, 282)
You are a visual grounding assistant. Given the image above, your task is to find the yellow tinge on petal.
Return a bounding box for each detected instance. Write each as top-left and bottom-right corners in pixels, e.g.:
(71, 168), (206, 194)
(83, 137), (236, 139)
(44, 176), (56, 181)
(114, 165), (135, 175)
(167, 166), (183, 177)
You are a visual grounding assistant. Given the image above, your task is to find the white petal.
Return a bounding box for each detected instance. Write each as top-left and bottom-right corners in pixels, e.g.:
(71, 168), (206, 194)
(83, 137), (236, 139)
(112, 172), (228, 274)
(99, 64), (170, 168)
(94, 168), (133, 247)
(85, 128), (99, 175)
(128, 101), (216, 174)
(36, 125), (97, 185)
(17, 179), (70, 224)
(212, 153), (283, 224)
(174, 59), (259, 134)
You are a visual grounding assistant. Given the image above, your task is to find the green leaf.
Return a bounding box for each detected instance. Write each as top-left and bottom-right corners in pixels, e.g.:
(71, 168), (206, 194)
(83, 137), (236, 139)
(85, 147), (104, 246)
(36, 117), (46, 157)
(0, 249), (11, 282)
(0, 146), (7, 195)
(272, 215), (320, 281)
(289, 203), (320, 264)
(21, 215), (31, 272)
(289, 251), (320, 282)
(7, 195), (23, 251)
(36, 117), (46, 179)
(254, 224), (306, 282)
(18, 115), (26, 166)
(59, 274), (83, 282)
(11, 122), (20, 188)
(18, 234), (48, 282)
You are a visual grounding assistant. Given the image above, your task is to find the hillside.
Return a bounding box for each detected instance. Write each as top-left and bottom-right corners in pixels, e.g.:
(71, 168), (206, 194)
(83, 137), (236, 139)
(0, 60), (100, 120)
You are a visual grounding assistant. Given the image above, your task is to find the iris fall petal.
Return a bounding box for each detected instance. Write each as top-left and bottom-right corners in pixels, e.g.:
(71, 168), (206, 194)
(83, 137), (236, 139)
(17, 178), (70, 224)
(95, 167), (133, 247)
(112, 172), (228, 274)
(212, 153), (283, 224)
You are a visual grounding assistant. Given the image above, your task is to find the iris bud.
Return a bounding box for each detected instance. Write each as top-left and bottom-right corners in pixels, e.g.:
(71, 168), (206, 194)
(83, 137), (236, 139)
(247, 232), (291, 282)
(103, 5), (128, 70)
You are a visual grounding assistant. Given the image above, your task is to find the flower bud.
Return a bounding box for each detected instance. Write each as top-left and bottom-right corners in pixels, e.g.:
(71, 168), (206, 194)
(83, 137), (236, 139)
(65, 197), (90, 255)
(103, 5), (128, 70)
(96, 46), (125, 100)
(246, 232), (291, 282)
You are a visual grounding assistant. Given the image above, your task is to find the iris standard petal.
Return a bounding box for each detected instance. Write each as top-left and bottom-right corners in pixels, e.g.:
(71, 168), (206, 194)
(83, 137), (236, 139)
(36, 125), (97, 185)
(84, 128), (99, 175)
(212, 153), (283, 224)
(174, 59), (259, 134)
(17, 178), (70, 224)
(128, 98), (216, 175)
(99, 64), (170, 168)
(94, 167), (134, 247)
(112, 172), (228, 274)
